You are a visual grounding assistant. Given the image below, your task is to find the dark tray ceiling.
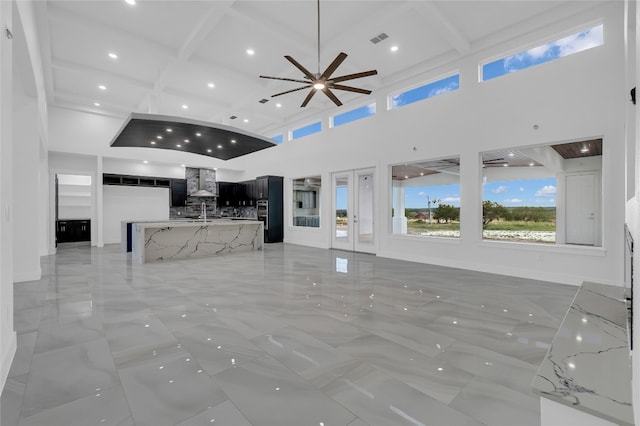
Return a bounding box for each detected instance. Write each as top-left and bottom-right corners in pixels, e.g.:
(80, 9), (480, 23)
(110, 113), (277, 161)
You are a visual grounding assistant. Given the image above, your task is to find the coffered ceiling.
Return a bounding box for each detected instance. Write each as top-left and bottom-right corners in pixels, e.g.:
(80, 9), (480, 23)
(31, 1), (606, 137)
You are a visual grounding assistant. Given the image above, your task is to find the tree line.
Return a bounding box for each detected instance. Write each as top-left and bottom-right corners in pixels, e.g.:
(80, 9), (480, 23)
(403, 202), (555, 224)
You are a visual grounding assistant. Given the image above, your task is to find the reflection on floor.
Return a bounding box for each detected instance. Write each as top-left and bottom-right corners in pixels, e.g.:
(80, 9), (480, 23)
(2, 242), (577, 426)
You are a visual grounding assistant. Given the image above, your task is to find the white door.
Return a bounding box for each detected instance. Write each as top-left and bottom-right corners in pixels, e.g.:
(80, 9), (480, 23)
(565, 174), (597, 245)
(331, 168), (375, 253)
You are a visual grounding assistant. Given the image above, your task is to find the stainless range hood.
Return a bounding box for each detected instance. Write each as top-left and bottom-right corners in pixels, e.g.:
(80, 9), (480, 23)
(190, 169), (215, 197)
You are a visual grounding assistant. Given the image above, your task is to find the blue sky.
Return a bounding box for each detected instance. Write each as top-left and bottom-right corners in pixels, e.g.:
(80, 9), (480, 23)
(391, 74), (459, 109)
(396, 177), (556, 209)
(483, 24), (603, 81)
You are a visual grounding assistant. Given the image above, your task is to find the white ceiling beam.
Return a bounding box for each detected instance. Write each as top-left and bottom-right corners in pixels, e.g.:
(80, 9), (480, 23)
(47, 4), (175, 60)
(412, 2), (471, 54)
(52, 59), (155, 91)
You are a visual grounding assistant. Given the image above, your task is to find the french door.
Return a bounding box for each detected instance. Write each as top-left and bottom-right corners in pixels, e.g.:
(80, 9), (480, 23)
(331, 168), (375, 254)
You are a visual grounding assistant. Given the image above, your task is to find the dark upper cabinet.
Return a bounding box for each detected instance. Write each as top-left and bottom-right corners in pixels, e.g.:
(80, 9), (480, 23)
(170, 179), (187, 207)
(217, 182), (237, 207)
(256, 178), (269, 200)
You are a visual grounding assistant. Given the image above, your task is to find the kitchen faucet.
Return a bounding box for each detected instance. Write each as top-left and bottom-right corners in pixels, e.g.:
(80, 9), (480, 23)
(201, 201), (207, 223)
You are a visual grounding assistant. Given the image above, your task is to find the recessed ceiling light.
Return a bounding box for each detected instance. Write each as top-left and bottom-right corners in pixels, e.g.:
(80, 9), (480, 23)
(108, 52), (118, 59)
(213, 168), (217, 171)
(503, 163), (508, 167)
(93, 102), (100, 107)
(180, 164), (186, 167)
(246, 48), (255, 56)
(156, 135), (162, 139)
(420, 172), (424, 176)
(176, 144), (182, 148)
(390, 45), (398, 52)
(143, 160), (148, 164)
(243, 118), (249, 123)
(195, 133), (201, 137)
(529, 162), (535, 166)
(125, 0), (135, 5)
(150, 141), (156, 145)
(207, 82), (215, 89)
(207, 149), (212, 153)
(508, 152), (515, 157)
(184, 139), (189, 143)
(166, 128), (172, 132)
(404, 175), (409, 179)
(182, 104), (188, 110)
(98, 84), (107, 90)
(217, 145), (223, 149)
(231, 139), (236, 144)
(276, 103), (282, 108)
(580, 146), (589, 153)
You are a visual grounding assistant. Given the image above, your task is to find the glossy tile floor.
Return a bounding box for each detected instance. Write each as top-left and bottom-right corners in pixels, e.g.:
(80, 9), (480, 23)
(2, 242), (578, 426)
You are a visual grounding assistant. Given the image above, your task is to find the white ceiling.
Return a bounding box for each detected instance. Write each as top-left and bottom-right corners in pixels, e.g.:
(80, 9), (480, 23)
(31, 0), (605, 137)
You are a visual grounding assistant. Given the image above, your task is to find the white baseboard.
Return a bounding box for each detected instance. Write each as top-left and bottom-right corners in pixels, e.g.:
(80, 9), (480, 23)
(13, 267), (42, 283)
(1, 331), (17, 391)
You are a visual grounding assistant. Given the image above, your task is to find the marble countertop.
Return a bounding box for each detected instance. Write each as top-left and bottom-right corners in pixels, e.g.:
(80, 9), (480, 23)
(532, 282), (634, 426)
(133, 219), (262, 228)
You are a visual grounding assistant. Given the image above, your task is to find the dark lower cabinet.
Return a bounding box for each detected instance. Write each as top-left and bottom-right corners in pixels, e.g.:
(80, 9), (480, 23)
(57, 219), (91, 243)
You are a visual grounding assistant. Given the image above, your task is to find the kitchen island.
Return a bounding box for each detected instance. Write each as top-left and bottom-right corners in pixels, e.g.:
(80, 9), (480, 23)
(131, 219), (263, 263)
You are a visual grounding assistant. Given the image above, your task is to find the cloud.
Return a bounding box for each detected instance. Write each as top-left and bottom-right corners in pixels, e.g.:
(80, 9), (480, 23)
(503, 24), (602, 73)
(492, 185), (508, 194)
(535, 185), (556, 197)
(418, 191), (426, 196)
(441, 197), (461, 204)
(504, 198), (523, 204)
(519, 187), (525, 192)
(428, 81), (459, 97)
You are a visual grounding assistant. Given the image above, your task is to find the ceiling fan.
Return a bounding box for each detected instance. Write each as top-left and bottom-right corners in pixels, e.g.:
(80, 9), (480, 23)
(259, 0), (378, 107)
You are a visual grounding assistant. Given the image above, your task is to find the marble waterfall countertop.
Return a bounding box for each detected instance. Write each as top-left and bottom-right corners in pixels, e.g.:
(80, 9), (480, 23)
(531, 282), (633, 426)
(131, 219), (263, 263)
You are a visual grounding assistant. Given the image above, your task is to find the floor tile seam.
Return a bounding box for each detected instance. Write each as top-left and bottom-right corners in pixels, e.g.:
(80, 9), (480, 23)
(17, 382), (132, 426)
(3, 377), (27, 426)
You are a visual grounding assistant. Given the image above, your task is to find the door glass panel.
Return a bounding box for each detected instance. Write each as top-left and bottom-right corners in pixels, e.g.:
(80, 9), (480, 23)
(335, 177), (349, 239)
(357, 173), (374, 244)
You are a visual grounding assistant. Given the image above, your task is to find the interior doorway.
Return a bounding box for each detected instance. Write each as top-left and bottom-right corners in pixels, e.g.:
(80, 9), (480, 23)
(55, 174), (93, 245)
(331, 168), (375, 254)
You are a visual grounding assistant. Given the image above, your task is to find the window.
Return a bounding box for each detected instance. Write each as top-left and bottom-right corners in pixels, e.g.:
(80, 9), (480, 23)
(333, 103), (376, 127)
(292, 176), (320, 228)
(481, 139), (602, 246)
(390, 74), (459, 110)
(291, 121), (322, 140)
(481, 24), (603, 81)
(391, 157), (461, 238)
(271, 134), (283, 144)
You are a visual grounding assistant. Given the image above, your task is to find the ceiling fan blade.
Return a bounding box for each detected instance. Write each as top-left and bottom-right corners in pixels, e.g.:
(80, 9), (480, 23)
(260, 75), (311, 84)
(331, 70), (378, 83)
(331, 84), (372, 95)
(271, 85), (311, 97)
(300, 89), (317, 107)
(322, 87), (343, 106)
(284, 56), (316, 80)
(320, 52), (348, 79)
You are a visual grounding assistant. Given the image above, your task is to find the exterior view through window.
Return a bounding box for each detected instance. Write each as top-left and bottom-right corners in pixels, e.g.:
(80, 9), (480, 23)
(482, 139), (602, 246)
(391, 157), (460, 238)
(482, 24), (603, 81)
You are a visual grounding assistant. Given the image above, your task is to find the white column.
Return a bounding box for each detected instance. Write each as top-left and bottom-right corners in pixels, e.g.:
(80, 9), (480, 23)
(392, 183), (407, 234)
(0, 0), (16, 390)
(96, 155), (104, 247)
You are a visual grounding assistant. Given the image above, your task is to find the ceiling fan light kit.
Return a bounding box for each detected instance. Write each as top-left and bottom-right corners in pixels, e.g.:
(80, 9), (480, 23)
(259, 0), (377, 107)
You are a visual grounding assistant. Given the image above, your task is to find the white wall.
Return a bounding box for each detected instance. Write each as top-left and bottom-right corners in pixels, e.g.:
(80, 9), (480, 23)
(13, 97), (41, 282)
(229, 3), (626, 287)
(103, 185), (169, 244)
